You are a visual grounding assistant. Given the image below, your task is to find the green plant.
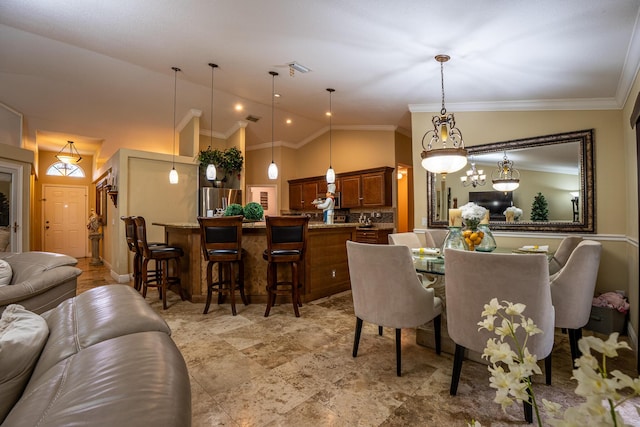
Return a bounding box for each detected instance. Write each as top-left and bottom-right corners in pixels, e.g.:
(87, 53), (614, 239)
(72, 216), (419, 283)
(196, 146), (223, 170)
(224, 203), (244, 217)
(530, 192), (549, 221)
(243, 202), (264, 221)
(220, 146), (244, 179)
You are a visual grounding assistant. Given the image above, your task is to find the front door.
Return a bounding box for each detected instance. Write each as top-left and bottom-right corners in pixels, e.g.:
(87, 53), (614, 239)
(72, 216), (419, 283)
(43, 185), (87, 258)
(0, 163), (22, 252)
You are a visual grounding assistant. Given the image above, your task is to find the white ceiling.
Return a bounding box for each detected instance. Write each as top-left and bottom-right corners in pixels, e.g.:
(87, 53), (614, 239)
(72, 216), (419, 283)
(1, 0), (639, 163)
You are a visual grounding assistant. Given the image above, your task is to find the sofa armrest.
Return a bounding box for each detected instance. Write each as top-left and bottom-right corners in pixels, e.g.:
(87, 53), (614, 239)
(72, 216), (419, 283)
(0, 266), (81, 314)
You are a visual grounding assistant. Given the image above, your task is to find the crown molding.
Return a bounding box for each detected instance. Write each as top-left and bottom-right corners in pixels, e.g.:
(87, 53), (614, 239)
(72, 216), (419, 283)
(409, 98), (622, 113)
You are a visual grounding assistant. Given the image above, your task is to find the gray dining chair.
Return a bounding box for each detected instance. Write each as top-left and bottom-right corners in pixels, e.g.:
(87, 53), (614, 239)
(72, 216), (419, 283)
(444, 249), (555, 423)
(346, 241), (442, 377)
(388, 232), (422, 248)
(550, 240), (602, 364)
(549, 236), (583, 275)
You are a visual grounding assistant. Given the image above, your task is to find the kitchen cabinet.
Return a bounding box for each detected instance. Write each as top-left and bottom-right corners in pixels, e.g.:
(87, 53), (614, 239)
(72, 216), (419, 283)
(289, 180), (319, 210)
(340, 167), (394, 208)
(354, 228), (392, 244)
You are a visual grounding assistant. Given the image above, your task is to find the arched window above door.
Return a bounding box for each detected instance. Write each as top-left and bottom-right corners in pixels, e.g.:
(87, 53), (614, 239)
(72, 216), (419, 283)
(46, 162), (85, 178)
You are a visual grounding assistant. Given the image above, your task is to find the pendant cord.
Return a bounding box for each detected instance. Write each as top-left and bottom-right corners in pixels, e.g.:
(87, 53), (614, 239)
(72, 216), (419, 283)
(271, 73), (275, 162)
(171, 67), (180, 167)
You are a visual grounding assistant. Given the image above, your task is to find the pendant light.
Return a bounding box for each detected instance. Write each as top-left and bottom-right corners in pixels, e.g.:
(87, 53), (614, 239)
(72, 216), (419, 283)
(206, 63), (218, 181)
(169, 66), (180, 184)
(267, 71), (279, 179)
(491, 151), (520, 192)
(55, 140), (82, 164)
(326, 88), (336, 184)
(420, 54), (467, 176)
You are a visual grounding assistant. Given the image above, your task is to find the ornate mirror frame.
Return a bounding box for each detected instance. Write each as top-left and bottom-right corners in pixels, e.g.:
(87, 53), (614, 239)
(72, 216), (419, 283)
(426, 129), (595, 232)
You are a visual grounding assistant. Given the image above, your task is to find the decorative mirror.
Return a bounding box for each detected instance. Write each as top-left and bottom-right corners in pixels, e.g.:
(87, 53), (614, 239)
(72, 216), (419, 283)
(427, 129), (595, 232)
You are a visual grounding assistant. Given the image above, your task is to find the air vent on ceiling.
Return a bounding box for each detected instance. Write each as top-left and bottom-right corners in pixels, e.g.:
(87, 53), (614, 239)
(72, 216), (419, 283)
(245, 115), (261, 122)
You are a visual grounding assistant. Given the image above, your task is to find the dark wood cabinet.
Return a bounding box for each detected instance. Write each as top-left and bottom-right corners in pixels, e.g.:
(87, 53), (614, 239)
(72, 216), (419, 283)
(289, 181), (319, 210)
(340, 175), (362, 208)
(354, 228), (392, 244)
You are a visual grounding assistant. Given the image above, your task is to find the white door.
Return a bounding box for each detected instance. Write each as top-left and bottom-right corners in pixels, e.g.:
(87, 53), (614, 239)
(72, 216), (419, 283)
(43, 185), (87, 258)
(0, 163), (22, 252)
(248, 185), (277, 217)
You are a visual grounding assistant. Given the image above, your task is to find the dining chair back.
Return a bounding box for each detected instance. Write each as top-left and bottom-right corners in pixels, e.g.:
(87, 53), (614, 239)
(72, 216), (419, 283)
(549, 236), (583, 275)
(388, 232), (422, 248)
(346, 241), (442, 376)
(426, 229), (448, 249)
(550, 240), (602, 363)
(444, 249), (554, 423)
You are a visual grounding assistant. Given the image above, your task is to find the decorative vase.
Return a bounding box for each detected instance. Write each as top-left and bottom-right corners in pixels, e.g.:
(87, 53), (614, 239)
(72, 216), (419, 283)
(441, 226), (468, 256)
(475, 224), (497, 252)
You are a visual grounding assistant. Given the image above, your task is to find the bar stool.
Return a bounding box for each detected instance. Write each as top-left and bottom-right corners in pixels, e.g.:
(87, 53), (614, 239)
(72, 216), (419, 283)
(263, 215), (310, 317)
(121, 216), (166, 292)
(197, 215), (248, 315)
(133, 216), (184, 309)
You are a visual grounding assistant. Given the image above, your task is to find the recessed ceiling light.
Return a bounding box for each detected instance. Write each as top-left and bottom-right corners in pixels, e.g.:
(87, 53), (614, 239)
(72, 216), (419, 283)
(286, 119), (292, 124)
(288, 62), (311, 74)
(274, 93), (281, 98)
(234, 104), (243, 111)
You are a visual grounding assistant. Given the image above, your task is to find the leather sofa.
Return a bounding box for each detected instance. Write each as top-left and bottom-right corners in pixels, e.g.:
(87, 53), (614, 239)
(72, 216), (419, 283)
(1, 284), (191, 427)
(0, 251), (81, 315)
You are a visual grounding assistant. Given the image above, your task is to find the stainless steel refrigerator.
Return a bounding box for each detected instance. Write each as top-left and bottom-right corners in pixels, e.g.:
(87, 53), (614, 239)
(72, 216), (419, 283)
(200, 188), (242, 216)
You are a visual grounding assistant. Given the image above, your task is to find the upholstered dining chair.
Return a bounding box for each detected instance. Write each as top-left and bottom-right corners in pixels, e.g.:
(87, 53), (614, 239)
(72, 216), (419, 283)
(346, 241), (442, 377)
(426, 229), (448, 249)
(388, 232), (422, 248)
(550, 240), (602, 364)
(548, 236), (583, 275)
(444, 249), (554, 423)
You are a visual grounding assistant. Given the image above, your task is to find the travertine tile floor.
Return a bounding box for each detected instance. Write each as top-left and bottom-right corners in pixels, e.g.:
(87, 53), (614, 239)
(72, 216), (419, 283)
(76, 258), (639, 426)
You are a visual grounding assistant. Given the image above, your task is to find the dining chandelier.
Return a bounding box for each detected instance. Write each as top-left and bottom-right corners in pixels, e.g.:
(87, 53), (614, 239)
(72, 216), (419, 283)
(169, 66), (181, 184)
(420, 54), (467, 175)
(460, 158), (486, 187)
(268, 71), (279, 180)
(206, 63), (218, 181)
(326, 88), (336, 184)
(491, 151), (520, 192)
(56, 140), (82, 164)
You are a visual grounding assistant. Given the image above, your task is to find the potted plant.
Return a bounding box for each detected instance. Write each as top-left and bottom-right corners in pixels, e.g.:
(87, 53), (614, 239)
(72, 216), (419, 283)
(197, 146), (223, 182)
(219, 147), (244, 182)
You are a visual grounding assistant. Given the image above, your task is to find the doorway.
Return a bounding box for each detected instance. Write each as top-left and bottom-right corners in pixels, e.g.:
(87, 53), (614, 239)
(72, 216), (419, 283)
(396, 164), (414, 232)
(248, 185), (278, 217)
(42, 184), (88, 258)
(0, 162), (23, 252)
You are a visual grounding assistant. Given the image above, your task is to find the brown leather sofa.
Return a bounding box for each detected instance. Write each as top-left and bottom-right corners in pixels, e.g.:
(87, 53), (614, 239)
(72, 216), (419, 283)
(0, 251), (81, 315)
(1, 284), (191, 427)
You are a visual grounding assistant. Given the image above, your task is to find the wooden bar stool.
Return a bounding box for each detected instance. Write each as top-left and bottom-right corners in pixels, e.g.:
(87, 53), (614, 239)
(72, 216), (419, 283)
(121, 216), (166, 292)
(133, 216), (184, 309)
(197, 215), (248, 316)
(263, 216), (309, 317)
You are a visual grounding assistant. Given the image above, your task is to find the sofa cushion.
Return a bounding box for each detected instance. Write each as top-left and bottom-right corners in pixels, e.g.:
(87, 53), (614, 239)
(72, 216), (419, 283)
(0, 304), (49, 424)
(3, 252), (78, 285)
(4, 331), (191, 427)
(0, 260), (11, 286)
(0, 227), (9, 252)
(32, 285), (171, 381)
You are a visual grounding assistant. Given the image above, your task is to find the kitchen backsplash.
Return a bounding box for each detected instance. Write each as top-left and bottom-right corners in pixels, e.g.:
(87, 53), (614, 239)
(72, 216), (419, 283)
(283, 209), (395, 227)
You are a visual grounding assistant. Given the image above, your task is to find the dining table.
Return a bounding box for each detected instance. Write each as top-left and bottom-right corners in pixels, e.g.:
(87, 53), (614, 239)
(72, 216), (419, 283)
(413, 247), (554, 361)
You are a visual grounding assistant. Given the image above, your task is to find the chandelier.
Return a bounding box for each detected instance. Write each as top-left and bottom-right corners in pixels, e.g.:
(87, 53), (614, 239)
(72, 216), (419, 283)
(491, 152), (520, 192)
(56, 140), (82, 164)
(460, 159), (486, 187)
(420, 54), (467, 175)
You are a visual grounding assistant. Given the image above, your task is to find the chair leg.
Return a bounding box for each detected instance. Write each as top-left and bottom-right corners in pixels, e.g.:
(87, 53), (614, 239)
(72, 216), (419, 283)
(568, 328), (582, 366)
(523, 379), (533, 423)
(264, 263), (275, 317)
(160, 260), (168, 310)
(450, 344), (465, 395)
(228, 263), (237, 316)
(353, 317), (363, 357)
(545, 354), (552, 385)
(133, 253), (142, 291)
(217, 263), (224, 304)
(291, 262), (300, 317)
(395, 328), (402, 377)
(141, 258), (150, 298)
(203, 262), (214, 315)
(433, 314), (442, 355)
(238, 260), (248, 306)
(378, 326), (383, 336)
(173, 257), (184, 301)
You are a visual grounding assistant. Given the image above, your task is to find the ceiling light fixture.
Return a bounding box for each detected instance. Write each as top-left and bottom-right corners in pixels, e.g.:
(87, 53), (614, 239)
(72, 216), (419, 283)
(169, 66), (180, 184)
(420, 54), (468, 176)
(491, 151), (520, 192)
(56, 140), (82, 164)
(288, 62), (311, 76)
(268, 71), (279, 180)
(326, 88), (336, 184)
(460, 157), (486, 187)
(206, 63), (218, 181)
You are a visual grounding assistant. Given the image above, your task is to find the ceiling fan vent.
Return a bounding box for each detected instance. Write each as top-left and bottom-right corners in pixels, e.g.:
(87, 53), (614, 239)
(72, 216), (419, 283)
(245, 115), (261, 122)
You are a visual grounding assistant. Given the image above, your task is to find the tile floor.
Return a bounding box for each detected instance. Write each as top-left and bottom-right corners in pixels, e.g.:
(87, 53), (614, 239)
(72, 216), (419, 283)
(76, 258), (640, 426)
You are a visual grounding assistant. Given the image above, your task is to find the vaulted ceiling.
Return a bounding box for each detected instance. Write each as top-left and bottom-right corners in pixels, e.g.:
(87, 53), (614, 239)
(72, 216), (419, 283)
(1, 0), (639, 164)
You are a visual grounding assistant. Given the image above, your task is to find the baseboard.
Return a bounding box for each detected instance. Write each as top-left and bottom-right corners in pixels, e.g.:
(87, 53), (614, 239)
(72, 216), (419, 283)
(110, 270), (132, 283)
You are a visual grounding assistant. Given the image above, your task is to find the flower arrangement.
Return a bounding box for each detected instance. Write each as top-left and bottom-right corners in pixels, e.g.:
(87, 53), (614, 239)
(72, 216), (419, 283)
(503, 206), (523, 222)
(460, 202), (488, 230)
(469, 298), (640, 427)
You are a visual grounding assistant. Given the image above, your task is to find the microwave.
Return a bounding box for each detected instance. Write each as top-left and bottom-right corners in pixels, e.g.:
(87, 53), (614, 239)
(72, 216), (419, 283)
(316, 192), (341, 209)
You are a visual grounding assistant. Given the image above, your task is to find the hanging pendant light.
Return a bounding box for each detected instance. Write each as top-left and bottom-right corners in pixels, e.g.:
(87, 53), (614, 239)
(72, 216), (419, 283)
(169, 66), (181, 184)
(268, 71), (279, 179)
(492, 151), (520, 192)
(420, 54), (467, 176)
(206, 63), (219, 181)
(56, 140), (82, 164)
(326, 88), (336, 184)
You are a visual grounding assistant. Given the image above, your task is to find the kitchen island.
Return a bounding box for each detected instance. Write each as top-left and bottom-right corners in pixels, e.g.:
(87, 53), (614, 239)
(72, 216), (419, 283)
(153, 221), (359, 304)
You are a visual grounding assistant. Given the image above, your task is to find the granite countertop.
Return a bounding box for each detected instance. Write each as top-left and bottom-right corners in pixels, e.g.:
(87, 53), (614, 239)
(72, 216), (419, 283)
(153, 221), (359, 230)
